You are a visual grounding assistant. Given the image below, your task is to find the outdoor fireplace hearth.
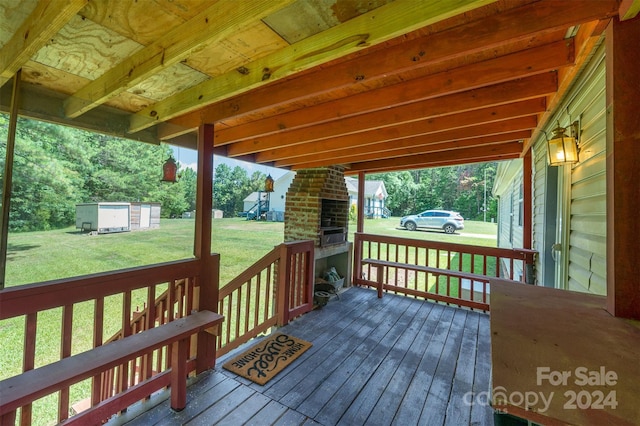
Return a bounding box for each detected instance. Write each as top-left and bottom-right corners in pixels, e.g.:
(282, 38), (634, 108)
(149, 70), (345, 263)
(284, 166), (352, 287)
(284, 166), (349, 247)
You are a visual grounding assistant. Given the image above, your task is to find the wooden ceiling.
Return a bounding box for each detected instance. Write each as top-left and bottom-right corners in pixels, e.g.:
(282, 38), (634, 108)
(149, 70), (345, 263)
(0, 0), (632, 174)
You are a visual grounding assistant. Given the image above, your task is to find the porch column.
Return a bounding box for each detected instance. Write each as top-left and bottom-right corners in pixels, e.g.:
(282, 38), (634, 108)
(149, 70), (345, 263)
(605, 16), (640, 320)
(357, 171), (365, 233)
(522, 149), (534, 283)
(194, 123), (219, 371)
(0, 70), (20, 289)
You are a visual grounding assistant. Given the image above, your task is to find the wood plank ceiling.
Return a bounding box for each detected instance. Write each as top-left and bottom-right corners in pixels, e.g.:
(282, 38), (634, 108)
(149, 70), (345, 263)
(0, 0), (626, 174)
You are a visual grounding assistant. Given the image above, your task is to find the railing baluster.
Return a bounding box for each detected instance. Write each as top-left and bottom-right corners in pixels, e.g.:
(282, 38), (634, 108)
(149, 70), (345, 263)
(58, 304), (73, 422)
(92, 297), (104, 407)
(353, 232), (536, 311)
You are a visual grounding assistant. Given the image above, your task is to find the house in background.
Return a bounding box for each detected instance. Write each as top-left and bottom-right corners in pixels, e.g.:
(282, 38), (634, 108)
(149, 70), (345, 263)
(345, 176), (388, 218)
(493, 40), (607, 295)
(268, 173), (389, 219)
(242, 191), (268, 215)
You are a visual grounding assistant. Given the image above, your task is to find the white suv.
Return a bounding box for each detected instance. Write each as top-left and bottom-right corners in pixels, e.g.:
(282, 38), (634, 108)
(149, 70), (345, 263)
(400, 210), (464, 234)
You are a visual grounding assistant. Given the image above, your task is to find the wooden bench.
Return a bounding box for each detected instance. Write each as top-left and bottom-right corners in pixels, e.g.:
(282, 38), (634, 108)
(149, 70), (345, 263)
(362, 258), (491, 308)
(0, 310), (224, 425)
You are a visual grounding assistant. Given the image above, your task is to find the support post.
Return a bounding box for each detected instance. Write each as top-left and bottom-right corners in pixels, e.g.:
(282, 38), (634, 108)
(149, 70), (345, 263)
(352, 172), (366, 287)
(194, 124), (218, 371)
(357, 172), (365, 233)
(276, 243), (291, 326)
(170, 338), (188, 410)
(0, 70), (21, 289)
(605, 16), (640, 319)
(522, 149), (534, 284)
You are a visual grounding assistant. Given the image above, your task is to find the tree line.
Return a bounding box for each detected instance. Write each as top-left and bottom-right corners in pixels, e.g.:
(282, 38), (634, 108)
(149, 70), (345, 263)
(1, 115), (497, 232)
(0, 116), (271, 232)
(369, 163), (498, 221)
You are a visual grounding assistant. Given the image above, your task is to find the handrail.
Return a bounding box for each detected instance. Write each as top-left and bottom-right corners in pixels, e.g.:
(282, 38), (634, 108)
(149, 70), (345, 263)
(0, 239), (316, 424)
(0, 259), (207, 425)
(216, 240), (314, 357)
(353, 232), (536, 311)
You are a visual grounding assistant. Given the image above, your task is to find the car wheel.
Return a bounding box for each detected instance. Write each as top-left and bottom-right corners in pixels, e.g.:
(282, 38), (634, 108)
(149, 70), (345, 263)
(405, 221), (417, 231)
(443, 224), (456, 234)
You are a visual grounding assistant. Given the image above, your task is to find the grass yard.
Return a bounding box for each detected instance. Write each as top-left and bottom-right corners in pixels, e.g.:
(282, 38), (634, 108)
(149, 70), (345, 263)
(0, 216), (496, 425)
(5, 217), (496, 287)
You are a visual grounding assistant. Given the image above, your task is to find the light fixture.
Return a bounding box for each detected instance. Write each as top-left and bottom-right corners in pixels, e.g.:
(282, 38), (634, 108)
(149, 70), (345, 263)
(546, 120), (580, 166)
(265, 174), (274, 192)
(161, 155), (178, 182)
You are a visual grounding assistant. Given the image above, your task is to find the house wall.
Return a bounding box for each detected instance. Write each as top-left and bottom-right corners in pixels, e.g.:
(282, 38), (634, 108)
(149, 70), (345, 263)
(494, 162), (524, 280)
(269, 172), (295, 213)
(531, 41), (607, 294)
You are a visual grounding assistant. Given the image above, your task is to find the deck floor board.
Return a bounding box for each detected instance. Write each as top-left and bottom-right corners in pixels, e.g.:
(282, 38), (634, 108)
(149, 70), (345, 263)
(114, 287), (492, 426)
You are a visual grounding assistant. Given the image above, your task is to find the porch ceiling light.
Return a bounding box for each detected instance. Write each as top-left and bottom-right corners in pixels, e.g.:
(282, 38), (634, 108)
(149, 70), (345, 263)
(161, 155), (178, 182)
(265, 174), (274, 192)
(546, 121), (580, 166)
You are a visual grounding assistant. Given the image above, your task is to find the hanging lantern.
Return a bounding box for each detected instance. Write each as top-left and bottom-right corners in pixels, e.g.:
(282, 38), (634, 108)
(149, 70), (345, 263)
(161, 155), (178, 182)
(265, 174), (274, 192)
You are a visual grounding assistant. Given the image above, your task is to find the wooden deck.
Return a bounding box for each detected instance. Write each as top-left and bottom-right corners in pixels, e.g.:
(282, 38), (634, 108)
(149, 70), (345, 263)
(111, 287), (493, 426)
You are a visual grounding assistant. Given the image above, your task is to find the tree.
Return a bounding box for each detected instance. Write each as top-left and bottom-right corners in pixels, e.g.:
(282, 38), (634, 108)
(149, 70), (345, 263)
(368, 162), (498, 220)
(1, 115), (197, 230)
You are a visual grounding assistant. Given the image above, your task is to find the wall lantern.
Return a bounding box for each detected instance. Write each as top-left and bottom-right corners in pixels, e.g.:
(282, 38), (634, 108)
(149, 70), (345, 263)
(546, 120), (580, 166)
(161, 155), (178, 182)
(265, 174), (274, 192)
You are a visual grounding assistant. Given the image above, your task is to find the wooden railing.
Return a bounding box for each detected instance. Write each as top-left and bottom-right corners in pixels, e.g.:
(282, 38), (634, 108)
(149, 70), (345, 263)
(217, 240), (314, 357)
(0, 258), (213, 425)
(353, 233), (536, 311)
(98, 278), (195, 403)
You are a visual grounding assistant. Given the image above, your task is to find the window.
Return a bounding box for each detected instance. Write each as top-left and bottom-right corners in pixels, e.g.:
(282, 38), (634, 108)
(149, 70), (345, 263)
(518, 182), (524, 227)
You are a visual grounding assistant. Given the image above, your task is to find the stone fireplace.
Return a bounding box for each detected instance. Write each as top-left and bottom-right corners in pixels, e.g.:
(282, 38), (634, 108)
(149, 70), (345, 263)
(284, 166), (352, 287)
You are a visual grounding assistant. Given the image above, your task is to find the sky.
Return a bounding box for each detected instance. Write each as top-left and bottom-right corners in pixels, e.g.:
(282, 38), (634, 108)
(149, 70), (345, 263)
(172, 146), (288, 179)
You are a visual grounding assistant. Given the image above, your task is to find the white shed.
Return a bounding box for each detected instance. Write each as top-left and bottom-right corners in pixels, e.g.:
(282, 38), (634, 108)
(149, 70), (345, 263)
(75, 203), (131, 233)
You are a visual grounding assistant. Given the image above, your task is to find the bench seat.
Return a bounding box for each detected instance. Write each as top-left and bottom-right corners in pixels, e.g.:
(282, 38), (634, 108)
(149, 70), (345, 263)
(0, 310), (224, 424)
(361, 258), (491, 309)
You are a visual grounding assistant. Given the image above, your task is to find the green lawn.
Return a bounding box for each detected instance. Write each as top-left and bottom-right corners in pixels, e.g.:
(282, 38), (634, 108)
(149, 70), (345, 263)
(5, 216), (496, 287)
(1, 217), (496, 425)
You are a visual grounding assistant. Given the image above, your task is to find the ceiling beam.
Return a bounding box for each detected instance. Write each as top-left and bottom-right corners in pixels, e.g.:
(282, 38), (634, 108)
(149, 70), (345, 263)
(63, 0), (295, 118)
(227, 72), (557, 157)
(261, 99), (544, 164)
(282, 131), (531, 170)
(274, 119), (535, 168)
(217, 39), (572, 147)
(343, 152), (522, 175)
(162, 0), (619, 139)
(341, 142), (524, 173)
(0, 0), (88, 87)
(0, 82), (158, 145)
(128, 0), (498, 133)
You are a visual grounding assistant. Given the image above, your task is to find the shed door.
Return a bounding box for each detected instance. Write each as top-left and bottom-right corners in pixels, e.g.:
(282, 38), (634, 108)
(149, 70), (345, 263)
(141, 204), (151, 228)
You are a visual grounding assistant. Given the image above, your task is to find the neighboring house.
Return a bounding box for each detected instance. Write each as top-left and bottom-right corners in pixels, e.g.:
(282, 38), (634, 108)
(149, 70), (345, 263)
(344, 176), (389, 218)
(268, 172), (388, 219)
(494, 41), (607, 295)
(242, 192), (268, 214)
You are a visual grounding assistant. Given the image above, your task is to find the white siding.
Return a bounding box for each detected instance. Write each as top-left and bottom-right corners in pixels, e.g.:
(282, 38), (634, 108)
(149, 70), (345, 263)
(532, 140), (547, 286)
(495, 164), (524, 280)
(531, 42), (607, 295)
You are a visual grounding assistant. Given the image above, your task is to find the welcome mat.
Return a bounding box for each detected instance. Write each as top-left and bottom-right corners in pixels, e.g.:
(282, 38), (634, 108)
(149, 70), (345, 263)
(223, 333), (312, 385)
